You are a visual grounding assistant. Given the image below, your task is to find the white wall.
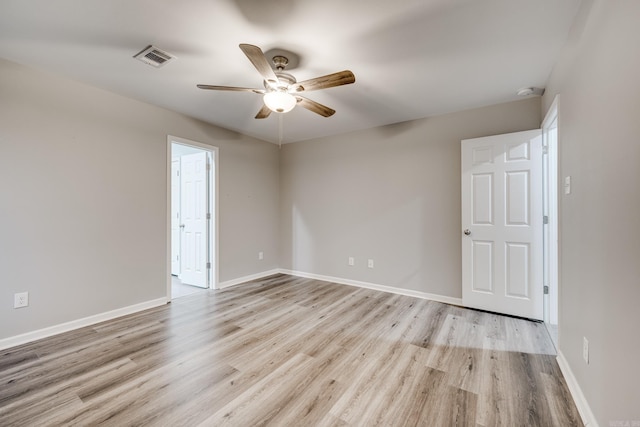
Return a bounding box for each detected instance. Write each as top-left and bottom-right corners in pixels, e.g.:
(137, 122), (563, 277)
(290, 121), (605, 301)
(0, 59), (279, 340)
(543, 0), (640, 424)
(280, 98), (541, 298)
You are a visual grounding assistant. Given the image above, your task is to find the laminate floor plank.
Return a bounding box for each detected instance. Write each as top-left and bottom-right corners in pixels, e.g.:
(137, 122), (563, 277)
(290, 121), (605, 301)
(333, 343), (431, 426)
(48, 342), (238, 426)
(0, 274), (582, 426)
(0, 338), (132, 406)
(397, 366), (450, 427)
(359, 344), (432, 426)
(0, 358), (136, 420)
(409, 300), (451, 349)
(294, 281), (354, 309)
(198, 353), (317, 426)
(0, 389), (85, 427)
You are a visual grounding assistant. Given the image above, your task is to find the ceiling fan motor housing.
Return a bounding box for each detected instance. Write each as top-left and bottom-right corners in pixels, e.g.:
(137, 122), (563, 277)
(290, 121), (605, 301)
(272, 55), (289, 70)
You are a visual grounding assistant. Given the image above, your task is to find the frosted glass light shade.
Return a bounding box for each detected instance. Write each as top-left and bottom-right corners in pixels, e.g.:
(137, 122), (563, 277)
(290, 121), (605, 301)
(263, 91), (296, 113)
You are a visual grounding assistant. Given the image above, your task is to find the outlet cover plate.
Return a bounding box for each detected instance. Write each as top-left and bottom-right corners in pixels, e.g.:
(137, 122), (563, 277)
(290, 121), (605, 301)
(14, 292), (29, 308)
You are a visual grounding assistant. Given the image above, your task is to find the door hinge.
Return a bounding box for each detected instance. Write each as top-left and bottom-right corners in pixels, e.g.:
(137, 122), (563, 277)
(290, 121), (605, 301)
(543, 215), (549, 225)
(206, 262), (211, 269)
(206, 213), (211, 220)
(542, 145), (549, 155)
(544, 285), (549, 295)
(206, 162), (211, 171)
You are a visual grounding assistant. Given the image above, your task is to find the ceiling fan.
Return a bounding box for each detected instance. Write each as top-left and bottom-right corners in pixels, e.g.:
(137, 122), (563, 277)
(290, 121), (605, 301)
(197, 44), (355, 119)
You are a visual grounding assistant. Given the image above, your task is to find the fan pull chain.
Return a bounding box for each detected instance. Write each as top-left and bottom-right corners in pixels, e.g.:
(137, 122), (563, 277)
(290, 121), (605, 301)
(278, 113), (283, 148)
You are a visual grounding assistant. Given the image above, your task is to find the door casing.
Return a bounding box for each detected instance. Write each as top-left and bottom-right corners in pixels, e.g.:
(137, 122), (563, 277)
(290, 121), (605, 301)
(542, 96), (560, 326)
(171, 159), (181, 276)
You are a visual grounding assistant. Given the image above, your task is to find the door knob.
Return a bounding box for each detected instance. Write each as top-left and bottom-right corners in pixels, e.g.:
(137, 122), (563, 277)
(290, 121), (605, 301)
(463, 229), (471, 236)
(180, 224), (185, 229)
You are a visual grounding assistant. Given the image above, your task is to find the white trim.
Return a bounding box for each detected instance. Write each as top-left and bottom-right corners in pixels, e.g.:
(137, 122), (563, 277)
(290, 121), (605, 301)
(0, 297), (168, 351)
(217, 269), (281, 289)
(542, 95), (560, 129)
(166, 139), (173, 299)
(542, 95), (559, 326)
(556, 350), (599, 427)
(279, 269), (463, 306)
(218, 268), (462, 306)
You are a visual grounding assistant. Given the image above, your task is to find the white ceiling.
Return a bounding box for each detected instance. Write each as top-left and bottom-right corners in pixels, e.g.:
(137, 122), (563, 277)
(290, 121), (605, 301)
(0, 0), (581, 144)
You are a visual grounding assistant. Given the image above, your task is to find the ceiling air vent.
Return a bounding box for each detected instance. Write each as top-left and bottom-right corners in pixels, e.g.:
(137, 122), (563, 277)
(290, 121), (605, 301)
(133, 45), (175, 68)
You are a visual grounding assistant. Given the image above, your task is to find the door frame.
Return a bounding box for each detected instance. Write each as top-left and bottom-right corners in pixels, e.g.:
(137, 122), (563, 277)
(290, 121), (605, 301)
(542, 96), (560, 326)
(166, 135), (219, 300)
(171, 158), (181, 276)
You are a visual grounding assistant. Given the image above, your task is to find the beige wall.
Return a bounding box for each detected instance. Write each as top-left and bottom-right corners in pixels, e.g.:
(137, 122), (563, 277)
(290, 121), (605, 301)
(543, 0), (640, 423)
(280, 98), (541, 297)
(0, 59), (279, 339)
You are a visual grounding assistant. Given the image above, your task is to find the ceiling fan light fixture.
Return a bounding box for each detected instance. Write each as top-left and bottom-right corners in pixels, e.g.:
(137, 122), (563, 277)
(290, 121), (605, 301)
(263, 91), (297, 113)
(197, 44), (355, 119)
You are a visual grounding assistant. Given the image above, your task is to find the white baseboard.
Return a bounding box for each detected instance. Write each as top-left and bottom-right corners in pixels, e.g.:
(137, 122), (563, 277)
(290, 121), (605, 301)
(0, 297), (168, 351)
(556, 350), (599, 427)
(279, 269), (463, 306)
(217, 269), (281, 289)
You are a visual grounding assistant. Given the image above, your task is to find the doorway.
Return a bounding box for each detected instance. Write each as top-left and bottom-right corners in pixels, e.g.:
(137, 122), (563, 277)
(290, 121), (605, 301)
(542, 96), (559, 346)
(167, 136), (218, 300)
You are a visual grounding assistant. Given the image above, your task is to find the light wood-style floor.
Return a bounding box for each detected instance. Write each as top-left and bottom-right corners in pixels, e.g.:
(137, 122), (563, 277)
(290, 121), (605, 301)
(172, 275), (207, 299)
(1, 274), (582, 426)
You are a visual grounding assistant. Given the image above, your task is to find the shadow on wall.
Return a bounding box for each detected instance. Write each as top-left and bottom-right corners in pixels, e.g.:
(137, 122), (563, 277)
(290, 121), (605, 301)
(374, 120), (420, 138)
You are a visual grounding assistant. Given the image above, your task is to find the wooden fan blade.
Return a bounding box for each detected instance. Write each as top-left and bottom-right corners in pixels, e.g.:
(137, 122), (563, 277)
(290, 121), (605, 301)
(197, 84), (264, 94)
(293, 70), (355, 92)
(255, 104), (272, 119)
(295, 96), (335, 117)
(239, 44), (279, 86)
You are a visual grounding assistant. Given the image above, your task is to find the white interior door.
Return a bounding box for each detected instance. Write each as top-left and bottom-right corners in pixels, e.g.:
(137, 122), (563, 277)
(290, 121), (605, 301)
(171, 159), (181, 276)
(180, 151), (209, 288)
(461, 129), (543, 320)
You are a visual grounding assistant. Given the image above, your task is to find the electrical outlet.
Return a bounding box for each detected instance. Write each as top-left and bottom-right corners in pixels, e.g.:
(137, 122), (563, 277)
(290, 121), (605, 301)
(258, 251), (264, 260)
(348, 257), (355, 266)
(583, 337), (589, 364)
(14, 292), (29, 309)
(367, 259), (374, 268)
